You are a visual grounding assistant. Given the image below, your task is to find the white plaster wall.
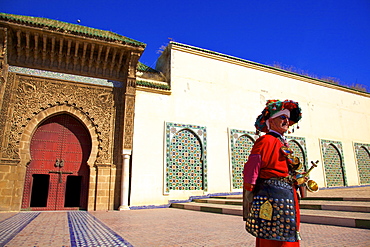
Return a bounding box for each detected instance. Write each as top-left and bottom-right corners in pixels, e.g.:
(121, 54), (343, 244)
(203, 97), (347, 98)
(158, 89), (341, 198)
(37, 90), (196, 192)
(130, 44), (370, 207)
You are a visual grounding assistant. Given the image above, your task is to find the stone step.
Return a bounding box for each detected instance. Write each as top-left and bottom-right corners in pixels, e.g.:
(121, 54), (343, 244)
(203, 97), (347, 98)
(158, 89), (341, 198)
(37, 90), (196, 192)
(212, 194), (370, 202)
(194, 198), (370, 213)
(299, 200), (370, 213)
(171, 200), (370, 229)
(193, 198), (242, 205)
(171, 202), (242, 216)
(300, 209), (370, 229)
(211, 195), (243, 200)
(302, 197), (370, 202)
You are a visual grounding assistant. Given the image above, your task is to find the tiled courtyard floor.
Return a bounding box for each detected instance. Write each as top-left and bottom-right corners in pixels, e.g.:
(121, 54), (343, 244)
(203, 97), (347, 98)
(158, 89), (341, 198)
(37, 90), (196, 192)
(0, 207), (369, 247)
(1, 186), (370, 246)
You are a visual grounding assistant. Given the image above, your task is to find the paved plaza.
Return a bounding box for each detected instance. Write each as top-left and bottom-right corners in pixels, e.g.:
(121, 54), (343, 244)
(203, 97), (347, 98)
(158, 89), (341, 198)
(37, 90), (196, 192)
(1, 186), (370, 246)
(0, 207), (369, 247)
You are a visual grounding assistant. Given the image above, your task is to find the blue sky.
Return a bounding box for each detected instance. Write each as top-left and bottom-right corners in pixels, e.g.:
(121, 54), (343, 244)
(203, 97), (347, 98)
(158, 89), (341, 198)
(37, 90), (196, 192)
(1, 0), (370, 91)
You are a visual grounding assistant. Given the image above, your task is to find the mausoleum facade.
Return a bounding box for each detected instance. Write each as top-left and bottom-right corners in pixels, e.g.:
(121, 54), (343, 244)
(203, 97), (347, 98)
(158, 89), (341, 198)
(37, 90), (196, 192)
(0, 13), (369, 211)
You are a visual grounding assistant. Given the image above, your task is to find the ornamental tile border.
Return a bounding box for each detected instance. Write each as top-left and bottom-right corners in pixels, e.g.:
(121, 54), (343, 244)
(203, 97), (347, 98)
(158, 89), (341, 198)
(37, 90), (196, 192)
(354, 143), (370, 185)
(165, 122), (207, 193)
(136, 80), (170, 90)
(9, 66), (123, 87)
(320, 139), (347, 187)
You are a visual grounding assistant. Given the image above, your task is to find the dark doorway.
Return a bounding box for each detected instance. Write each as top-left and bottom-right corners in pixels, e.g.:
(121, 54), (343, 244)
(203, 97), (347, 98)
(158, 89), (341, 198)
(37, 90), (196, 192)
(22, 114), (91, 210)
(64, 176), (82, 207)
(30, 174), (50, 207)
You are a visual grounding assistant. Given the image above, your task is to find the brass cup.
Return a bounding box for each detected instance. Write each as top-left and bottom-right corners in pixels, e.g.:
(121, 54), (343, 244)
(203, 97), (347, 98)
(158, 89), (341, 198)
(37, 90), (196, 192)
(306, 180), (319, 192)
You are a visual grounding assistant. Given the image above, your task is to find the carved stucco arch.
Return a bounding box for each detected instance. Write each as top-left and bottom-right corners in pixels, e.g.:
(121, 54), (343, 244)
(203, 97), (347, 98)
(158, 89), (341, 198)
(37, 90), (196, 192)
(19, 104), (99, 168)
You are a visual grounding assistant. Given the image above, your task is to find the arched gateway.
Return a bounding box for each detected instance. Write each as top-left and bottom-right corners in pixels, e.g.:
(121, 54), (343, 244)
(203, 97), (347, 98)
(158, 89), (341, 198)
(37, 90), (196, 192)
(21, 114), (91, 210)
(0, 13), (145, 212)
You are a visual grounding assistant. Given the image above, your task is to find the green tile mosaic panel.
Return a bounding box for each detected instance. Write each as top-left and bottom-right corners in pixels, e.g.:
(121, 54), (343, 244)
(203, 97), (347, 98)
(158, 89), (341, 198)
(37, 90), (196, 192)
(321, 140), (347, 187)
(230, 129), (257, 189)
(354, 143), (370, 185)
(286, 136), (308, 174)
(165, 122), (207, 193)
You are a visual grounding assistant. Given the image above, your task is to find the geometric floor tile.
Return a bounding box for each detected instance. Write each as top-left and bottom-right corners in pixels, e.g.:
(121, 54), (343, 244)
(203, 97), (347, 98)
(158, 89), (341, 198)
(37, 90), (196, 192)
(0, 212), (40, 246)
(68, 211), (132, 247)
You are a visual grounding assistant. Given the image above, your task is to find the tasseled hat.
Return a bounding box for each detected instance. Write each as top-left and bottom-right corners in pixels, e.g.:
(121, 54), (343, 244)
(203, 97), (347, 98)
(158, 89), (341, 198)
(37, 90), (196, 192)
(255, 99), (302, 133)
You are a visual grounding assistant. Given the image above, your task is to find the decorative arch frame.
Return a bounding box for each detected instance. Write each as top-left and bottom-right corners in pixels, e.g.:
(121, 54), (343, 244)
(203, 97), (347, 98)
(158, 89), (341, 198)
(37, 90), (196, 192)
(19, 104), (100, 168)
(320, 139), (347, 187)
(229, 129), (258, 190)
(354, 143), (370, 185)
(164, 122), (207, 194)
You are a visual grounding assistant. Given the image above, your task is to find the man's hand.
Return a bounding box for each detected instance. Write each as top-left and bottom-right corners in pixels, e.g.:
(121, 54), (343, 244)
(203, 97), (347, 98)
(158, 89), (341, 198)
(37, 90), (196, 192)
(243, 183), (255, 221)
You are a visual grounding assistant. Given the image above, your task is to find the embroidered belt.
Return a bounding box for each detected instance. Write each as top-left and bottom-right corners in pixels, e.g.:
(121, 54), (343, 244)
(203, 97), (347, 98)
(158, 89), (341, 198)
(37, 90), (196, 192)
(266, 177), (295, 187)
(245, 178), (299, 242)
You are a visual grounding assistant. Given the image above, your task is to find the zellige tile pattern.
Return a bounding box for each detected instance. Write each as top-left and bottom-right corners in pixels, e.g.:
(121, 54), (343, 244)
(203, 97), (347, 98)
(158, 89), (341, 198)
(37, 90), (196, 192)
(68, 211), (132, 247)
(229, 129), (256, 189)
(5, 212), (69, 247)
(165, 122), (207, 193)
(321, 140), (347, 187)
(354, 143), (370, 185)
(0, 212), (39, 246)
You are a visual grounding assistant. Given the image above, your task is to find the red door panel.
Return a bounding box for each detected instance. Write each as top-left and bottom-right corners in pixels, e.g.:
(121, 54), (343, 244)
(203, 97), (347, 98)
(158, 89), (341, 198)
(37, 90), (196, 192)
(22, 114), (91, 210)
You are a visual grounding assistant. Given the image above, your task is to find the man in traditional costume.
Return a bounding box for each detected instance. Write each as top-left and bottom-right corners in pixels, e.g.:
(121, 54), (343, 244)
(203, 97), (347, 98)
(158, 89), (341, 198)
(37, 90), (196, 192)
(243, 99), (304, 247)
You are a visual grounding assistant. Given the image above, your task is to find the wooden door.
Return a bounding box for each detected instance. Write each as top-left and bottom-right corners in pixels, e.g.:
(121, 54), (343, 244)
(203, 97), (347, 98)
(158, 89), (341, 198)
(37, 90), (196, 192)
(22, 114), (91, 210)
